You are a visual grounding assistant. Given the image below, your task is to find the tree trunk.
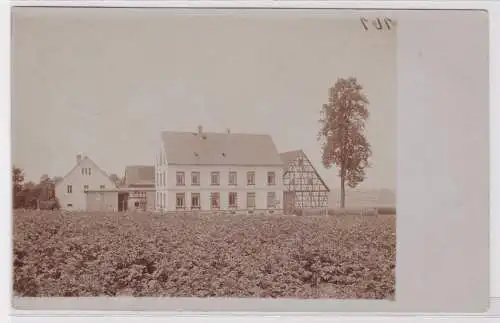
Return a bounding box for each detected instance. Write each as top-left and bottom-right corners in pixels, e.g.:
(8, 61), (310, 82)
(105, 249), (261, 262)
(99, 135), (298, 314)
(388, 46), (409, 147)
(340, 172), (346, 208)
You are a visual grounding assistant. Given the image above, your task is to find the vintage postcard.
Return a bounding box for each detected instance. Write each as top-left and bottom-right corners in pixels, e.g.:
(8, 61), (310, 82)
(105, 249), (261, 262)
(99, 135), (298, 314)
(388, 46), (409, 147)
(10, 5), (489, 314)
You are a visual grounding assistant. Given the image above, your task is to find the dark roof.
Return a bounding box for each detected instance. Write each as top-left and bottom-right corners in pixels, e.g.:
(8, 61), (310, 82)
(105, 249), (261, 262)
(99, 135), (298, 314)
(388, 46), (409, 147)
(161, 131), (283, 166)
(124, 165), (155, 186)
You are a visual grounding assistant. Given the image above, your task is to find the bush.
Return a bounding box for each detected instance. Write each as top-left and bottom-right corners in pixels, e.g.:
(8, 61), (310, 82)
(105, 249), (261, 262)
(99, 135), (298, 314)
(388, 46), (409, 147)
(13, 211), (395, 299)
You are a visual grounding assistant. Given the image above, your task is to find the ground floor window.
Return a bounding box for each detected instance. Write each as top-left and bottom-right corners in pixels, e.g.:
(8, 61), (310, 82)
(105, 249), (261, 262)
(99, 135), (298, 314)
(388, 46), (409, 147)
(247, 192), (256, 209)
(229, 192), (238, 208)
(176, 193), (185, 209)
(191, 193), (201, 209)
(210, 192), (220, 209)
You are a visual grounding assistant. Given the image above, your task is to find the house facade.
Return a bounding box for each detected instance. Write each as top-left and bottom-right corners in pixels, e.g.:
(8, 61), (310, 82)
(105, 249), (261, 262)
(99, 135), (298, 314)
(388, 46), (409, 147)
(55, 154), (118, 211)
(155, 127), (284, 214)
(123, 165), (156, 211)
(280, 150), (330, 214)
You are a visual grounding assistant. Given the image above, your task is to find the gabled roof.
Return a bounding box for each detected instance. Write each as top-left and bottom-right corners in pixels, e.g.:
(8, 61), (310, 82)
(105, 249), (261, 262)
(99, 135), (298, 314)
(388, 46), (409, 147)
(55, 155), (118, 189)
(124, 165), (155, 186)
(161, 131), (283, 166)
(279, 149), (330, 192)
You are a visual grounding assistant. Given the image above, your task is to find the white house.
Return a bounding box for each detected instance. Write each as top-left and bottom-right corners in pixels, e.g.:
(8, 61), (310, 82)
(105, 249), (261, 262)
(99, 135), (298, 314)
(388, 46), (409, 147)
(155, 127), (284, 214)
(55, 154), (118, 211)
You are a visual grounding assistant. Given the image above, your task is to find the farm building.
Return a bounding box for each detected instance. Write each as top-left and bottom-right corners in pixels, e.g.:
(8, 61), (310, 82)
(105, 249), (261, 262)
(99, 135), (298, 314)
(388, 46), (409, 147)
(279, 150), (330, 215)
(122, 165), (156, 212)
(155, 126), (284, 214)
(55, 154), (119, 211)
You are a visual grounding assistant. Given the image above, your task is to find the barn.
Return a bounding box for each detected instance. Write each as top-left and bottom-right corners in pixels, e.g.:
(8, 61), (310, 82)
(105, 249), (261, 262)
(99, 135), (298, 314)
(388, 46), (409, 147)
(280, 150), (330, 215)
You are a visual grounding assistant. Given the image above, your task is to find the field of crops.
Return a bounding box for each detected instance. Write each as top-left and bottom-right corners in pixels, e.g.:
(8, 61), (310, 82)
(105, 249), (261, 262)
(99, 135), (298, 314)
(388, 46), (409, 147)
(13, 210), (396, 299)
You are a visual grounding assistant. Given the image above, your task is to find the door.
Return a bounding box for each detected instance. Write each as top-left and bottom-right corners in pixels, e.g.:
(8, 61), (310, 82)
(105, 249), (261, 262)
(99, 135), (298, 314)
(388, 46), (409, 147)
(284, 192), (296, 215)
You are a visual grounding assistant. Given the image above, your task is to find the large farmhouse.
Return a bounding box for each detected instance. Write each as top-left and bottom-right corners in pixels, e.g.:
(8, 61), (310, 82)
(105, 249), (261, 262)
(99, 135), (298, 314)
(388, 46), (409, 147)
(155, 127), (284, 214)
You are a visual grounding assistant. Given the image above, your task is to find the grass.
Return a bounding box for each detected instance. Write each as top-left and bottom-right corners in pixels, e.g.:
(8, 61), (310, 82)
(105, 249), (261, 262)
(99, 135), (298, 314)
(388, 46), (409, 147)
(13, 210), (396, 299)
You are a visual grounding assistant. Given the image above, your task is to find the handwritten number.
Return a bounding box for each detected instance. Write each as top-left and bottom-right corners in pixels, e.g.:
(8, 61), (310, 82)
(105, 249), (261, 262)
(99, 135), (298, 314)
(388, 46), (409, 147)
(384, 18), (392, 30)
(360, 18), (369, 31)
(361, 17), (394, 31)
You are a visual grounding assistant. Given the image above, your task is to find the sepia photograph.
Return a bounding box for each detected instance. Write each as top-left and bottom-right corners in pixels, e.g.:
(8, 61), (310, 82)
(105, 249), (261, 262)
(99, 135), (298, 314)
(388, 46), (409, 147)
(11, 7), (396, 300)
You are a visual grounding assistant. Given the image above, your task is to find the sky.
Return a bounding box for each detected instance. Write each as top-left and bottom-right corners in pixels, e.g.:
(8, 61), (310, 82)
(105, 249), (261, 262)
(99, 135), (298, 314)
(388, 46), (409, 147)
(11, 8), (397, 191)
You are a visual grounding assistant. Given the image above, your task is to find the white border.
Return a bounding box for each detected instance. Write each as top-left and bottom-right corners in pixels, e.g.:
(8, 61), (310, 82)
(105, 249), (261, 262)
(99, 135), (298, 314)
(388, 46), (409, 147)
(2, 0), (499, 321)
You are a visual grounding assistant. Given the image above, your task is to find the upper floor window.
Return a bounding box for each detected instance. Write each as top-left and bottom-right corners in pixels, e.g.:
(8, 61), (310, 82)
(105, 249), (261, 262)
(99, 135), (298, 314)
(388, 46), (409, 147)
(307, 178), (313, 185)
(247, 192), (256, 208)
(211, 172), (220, 186)
(100, 185), (105, 189)
(81, 168), (92, 176)
(297, 158), (304, 167)
(176, 172), (185, 186)
(247, 171), (256, 185)
(191, 172), (200, 186)
(267, 172), (276, 185)
(67, 185), (72, 194)
(84, 185), (89, 192)
(229, 172), (237, 185)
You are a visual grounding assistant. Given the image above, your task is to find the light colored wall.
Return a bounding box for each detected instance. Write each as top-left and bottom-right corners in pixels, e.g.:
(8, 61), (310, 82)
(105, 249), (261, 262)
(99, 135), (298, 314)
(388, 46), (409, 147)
(55, 157), (116, 211)
(86, 191), (118, 212)
(163, 164), (284, 212)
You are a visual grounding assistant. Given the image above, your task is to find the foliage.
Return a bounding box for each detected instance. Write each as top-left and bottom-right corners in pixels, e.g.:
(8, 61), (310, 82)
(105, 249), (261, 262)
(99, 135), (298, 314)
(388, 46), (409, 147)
(13, 211), (395, 299)
(12, 167), (60, 209)
(318, 77), (372, 207)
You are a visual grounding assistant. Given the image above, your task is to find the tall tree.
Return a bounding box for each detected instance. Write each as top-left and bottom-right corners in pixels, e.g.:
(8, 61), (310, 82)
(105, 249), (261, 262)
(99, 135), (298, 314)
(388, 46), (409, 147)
(318, 77), (372, 208)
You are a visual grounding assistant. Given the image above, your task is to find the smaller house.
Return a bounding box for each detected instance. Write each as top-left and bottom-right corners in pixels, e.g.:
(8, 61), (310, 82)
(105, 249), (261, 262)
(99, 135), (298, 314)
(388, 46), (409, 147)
(55, 154), (118, 211)
(280, 149), (330, 215)
(122, 165), (156, 211)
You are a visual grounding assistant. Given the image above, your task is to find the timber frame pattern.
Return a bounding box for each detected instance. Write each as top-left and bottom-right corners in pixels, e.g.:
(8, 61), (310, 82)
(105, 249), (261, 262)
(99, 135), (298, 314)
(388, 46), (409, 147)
(280, 150), (330, 214)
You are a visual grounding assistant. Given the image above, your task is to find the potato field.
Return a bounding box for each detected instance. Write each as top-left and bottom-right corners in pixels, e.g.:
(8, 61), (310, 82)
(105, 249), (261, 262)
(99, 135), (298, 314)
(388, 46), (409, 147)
(13, 210), (396, 299)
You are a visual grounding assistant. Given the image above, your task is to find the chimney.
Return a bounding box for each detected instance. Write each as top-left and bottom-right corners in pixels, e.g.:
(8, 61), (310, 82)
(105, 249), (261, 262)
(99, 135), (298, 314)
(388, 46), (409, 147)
(197, 125), (203, 136)
(76, 154), (83, 163)
(226, 128), (231, 134)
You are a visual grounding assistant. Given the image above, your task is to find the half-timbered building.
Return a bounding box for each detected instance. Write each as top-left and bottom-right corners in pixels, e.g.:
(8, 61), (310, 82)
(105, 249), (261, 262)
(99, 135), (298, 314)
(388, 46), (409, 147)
(280, 150), (330, 215)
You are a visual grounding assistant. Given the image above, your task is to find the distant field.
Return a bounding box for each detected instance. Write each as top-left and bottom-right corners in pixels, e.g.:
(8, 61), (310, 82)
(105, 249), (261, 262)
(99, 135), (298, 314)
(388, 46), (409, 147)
(13, 211), (396, 299)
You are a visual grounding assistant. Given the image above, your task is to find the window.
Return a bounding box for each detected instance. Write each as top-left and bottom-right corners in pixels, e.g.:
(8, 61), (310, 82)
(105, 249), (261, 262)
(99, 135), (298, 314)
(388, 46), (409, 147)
(298, 158), (304, 167)
(228, 172), (237, 185)
(211, 172), (220, 185)
(229, 192), (238, 208)
(210, 192), (220, 209)
(89, 168), (92, 175)
(100, 185), (105, 189)
(267, 172), (276, 185)
(191, 172), (200, 186)
(67, 203), (73, 208)
(81, 168), (84, 175)
(267, 192), (277, 208)
(247, 171), (256, 185)
(162, 172), (166, 187)
(176, 172), (185, 186)
(134, 201), (140, 207)
(176, 193), (185, 209)
(290, 179), (295, 185)
(67, 185), (72, 193)
(84, 185), (89, 191)
(307, 178), (313, 185)
(247, 192), (256, 209)
(191, 193), (201, 209)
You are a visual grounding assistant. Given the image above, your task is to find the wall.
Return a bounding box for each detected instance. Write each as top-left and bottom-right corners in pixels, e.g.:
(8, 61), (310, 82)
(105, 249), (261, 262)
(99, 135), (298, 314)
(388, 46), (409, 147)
(86, 191), (118, 212)
(163, 164), (284, 212)
(55, 157), (116, 211)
